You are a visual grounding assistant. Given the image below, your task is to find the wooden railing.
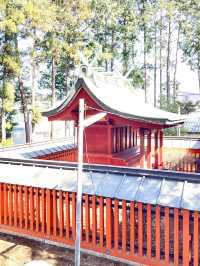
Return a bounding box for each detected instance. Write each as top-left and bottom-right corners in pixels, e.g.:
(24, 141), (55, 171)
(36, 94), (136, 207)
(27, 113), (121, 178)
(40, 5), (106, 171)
(0, 182), (199, 266)
(161, 148), (200, 173)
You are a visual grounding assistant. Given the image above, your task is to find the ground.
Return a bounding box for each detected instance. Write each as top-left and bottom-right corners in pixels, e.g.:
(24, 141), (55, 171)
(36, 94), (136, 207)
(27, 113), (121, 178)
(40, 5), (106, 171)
(0, 233), (132, 266)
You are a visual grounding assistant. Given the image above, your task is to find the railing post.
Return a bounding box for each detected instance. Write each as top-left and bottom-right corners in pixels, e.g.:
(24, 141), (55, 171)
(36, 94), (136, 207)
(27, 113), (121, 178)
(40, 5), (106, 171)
(155, 206), (160, 260)
(114, 199), (119, 250)
(183, 209), (190, 266)
(130, 201), (135, 254)
(122, 200), (127, 252)
(92, 195), (97, 246)
(138, 202), (143, 256)
(164, 207), (170, 263)
(106, 198), (112, 250)
(59, 191), (64, 238)
(147, 204), (152, 258)
(99, 196), (104, 248)
(193, 211), (199, 266)
(65, 192), (70, 240)
(174, 208), (179, 265)
(47, 189), (52, 235)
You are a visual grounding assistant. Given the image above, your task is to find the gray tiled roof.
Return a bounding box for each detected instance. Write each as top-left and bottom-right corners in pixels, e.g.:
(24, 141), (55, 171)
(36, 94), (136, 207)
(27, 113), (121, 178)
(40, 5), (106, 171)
(43, 69), (185, 126)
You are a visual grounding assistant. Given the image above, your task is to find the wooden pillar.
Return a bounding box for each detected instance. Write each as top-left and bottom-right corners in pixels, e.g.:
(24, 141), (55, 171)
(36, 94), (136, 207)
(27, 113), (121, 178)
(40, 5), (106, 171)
(140, 129), (145, 168)
(154, 130), (159, 169)
(159, 130), (164, 167)
(147, 129), (152, 169)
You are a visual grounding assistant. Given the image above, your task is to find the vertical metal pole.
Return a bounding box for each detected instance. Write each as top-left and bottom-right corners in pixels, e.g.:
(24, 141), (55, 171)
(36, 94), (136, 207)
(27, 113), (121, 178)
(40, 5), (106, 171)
(75, 98), (84, 266)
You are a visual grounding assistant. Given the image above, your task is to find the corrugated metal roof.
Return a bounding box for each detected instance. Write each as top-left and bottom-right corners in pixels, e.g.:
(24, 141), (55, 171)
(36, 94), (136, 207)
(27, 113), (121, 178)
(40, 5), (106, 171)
(43, 69), (185, 126)
(0, 161), (200, 211)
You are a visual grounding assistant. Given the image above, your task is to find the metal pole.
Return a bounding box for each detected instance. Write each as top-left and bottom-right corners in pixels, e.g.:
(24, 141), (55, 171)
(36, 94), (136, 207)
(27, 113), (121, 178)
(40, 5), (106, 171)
(75, 98), (84, 266)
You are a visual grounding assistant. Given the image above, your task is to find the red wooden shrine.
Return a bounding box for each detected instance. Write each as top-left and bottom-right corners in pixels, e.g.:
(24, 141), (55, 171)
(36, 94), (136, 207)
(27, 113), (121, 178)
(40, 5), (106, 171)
(44, 68), (183, 168)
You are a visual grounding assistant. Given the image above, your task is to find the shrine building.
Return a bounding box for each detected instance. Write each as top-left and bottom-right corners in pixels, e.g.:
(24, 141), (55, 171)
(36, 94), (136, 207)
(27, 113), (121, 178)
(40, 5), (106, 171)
(43, 67), (184, 168)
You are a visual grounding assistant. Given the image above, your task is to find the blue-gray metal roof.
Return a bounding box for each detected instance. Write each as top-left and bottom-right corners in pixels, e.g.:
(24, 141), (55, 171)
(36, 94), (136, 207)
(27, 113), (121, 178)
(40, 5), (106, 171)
(0, 158), (200, 212)
(0, 139), (75, 159)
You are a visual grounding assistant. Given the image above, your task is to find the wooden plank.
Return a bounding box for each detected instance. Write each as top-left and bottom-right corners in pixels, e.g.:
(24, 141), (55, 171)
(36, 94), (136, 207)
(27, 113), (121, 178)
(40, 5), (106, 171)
(65, 192), (70, 240)
(164, 207), (170, 263)
(35, 188), (40, 232)
(193, 211), (199, 266)
(138, 202), (143, 256)
(59, 191), (64, 238)
(24, 186), (29, 229)
(53, 190), (57, 237)
(114, 199), (119, 250)
(130, 201), (135, 254)
(155, 206), (160, 260)
(0, 183), (3, 224)
(46, 189), (52, 235)
(72, 193), (76, 241)
(14, 185), (18, 227)
(174, 208), (179, 265)
(147, 204), (152, 258)
(3, 183), (8, 225)
(122, 200), (127, 252)
(182, 210), (190, 266)
(99, 196), (104, 247)
(81, 197), (83, 241)
(85, 194), (90, 243)
(19, 185), (23, 228)
(92, 195), (97, 246)
(106, 198), (112, 250)
(29, 187), (34, 231)
(9, 184), (13, 226)
(41, 188), (46, 233)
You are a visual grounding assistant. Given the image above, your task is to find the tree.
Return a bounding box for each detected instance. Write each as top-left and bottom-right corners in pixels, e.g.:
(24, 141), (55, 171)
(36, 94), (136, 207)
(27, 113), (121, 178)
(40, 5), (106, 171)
(181, 0), (200, 93)
(0, 0), (22, 141)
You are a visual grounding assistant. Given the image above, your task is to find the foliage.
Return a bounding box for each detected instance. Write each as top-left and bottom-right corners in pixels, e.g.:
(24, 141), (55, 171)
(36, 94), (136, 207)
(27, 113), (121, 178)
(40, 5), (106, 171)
(31, 106), (42, 128)
(0, 0), (200, 141)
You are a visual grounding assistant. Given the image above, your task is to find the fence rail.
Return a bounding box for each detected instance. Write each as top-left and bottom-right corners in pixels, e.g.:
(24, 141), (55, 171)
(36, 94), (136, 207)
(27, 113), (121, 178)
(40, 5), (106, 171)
(0, 182), (199, 266)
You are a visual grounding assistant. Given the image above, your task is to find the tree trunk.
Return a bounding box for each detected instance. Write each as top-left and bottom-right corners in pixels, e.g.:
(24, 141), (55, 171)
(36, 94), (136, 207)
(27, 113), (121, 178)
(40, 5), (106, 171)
(166, 18), (171, 105)
(104, 18), (108, 71)
(142, 0), (147, 103)
(18, 78), (31, 143)
(144, 26), (147, 103)
(50, 56), (56, 139)
(159, 8), (163, 108)
(1, 113), (6, 142)
(198, 54), (200, 94)
(173, 24), (180, 103)
(31, 28), (37, 109)
(154, 24), (157, 107)
(110, 29), (115, 71)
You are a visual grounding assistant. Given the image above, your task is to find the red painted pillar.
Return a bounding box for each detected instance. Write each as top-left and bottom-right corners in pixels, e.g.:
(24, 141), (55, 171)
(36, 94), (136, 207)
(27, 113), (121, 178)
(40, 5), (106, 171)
(159, 130), (164, 167)
(154, 130), (159, 169)
(147, 129), (152, 169)
(140, 129), (145, 168)
(108, 125), (112, 155)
